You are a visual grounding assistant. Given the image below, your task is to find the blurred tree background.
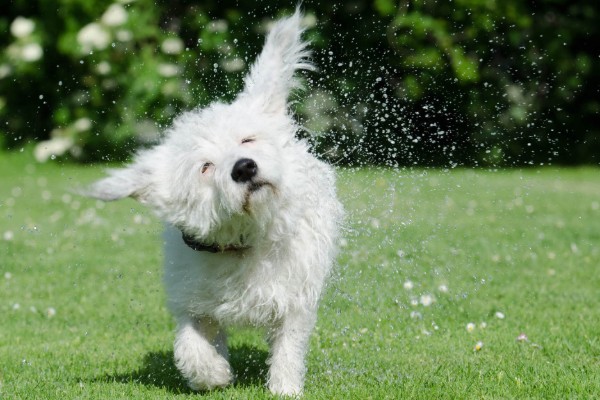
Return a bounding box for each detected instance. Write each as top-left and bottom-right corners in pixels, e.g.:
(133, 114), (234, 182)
(1, 0), (598, 167)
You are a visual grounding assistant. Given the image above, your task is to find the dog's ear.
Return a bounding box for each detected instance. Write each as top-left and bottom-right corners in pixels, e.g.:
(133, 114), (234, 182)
(84, 162), (153, 203)
(240, 8), (314, 114)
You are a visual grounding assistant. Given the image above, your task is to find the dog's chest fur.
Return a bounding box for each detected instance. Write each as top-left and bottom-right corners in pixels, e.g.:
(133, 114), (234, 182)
(163, 225), (321, 325)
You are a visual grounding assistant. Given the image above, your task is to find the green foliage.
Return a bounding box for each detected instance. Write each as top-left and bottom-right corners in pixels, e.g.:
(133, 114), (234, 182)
(0, 1), (598, 166)
(351, 0), (599, 166)
(1, 150), (599, 398)
(0, 1), (263, 161)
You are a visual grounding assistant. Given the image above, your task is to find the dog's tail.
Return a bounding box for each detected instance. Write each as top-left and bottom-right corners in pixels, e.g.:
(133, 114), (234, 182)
(240, 7), (314, 112)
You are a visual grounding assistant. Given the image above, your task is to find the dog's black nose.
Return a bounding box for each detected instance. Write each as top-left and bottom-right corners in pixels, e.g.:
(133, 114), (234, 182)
(231, 158), (258, 183)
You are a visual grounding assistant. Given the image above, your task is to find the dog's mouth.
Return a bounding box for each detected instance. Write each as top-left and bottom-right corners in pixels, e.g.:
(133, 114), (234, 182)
(248, 181), (269, 193)
(243, 180), (276, 213)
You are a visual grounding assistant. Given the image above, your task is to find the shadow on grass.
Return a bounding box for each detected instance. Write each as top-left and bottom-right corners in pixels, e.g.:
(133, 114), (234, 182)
(96, 344), (269, 394)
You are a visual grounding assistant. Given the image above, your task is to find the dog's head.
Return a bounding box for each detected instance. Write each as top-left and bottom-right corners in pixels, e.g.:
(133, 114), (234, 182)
(86, 10), (313, 246)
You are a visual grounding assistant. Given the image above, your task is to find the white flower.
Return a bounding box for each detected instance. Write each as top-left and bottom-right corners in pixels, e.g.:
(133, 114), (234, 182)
(21, 43), (43, 62)
(494, 311), (505, 320)
(34, 137), (74, 162)
(437, 284), (449, 293)
(207, 20), (228, 33)
(302, 13), (318, 29)
(10, 17), (35, 38)
(96, 61), (111, 75)
(73, 118), (92, 132)
(77, 23), (111, 53)
(420, 294), (434, 307)
(466, 322), (475, 332)
(157, 63), (180, 77)
(0, 64), (12, 79)
(410, 311), (422, 319)
(403, 280), (414, 290)
(221, 58), (245, 72)
(101, 4), (128, 27)
(474, 341), (484, 351)
(161, 37), (184, 55)
(115, 29), (132, 42)
(3, 231), (14, 241)
(46, 307), (57, 318)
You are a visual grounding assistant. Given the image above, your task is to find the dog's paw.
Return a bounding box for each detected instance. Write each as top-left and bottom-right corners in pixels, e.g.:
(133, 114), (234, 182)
(267, 378), (303, 397)
(174, 340), (233, 391)
(184, 354), (233, 391)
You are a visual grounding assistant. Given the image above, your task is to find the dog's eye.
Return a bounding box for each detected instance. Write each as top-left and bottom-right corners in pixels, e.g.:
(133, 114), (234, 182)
(241, 137), (255, 144)
(201, 162), (213, 174)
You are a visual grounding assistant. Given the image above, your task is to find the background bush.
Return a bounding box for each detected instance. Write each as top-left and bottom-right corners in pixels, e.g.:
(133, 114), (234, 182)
(1, 0), (598, 166)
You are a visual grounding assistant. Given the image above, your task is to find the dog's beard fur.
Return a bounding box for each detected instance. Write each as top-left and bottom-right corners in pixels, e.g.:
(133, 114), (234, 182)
(194, 187), (278, 249)
(84, 8), (343, 397)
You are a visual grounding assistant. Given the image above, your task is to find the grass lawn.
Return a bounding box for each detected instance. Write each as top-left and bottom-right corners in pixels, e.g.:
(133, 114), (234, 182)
(1, 149), (599, 399)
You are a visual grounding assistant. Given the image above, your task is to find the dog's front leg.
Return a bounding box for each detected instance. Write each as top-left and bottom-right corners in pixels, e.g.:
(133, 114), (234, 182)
(266, 309), (317, 396)
(173, 316), (232, 391)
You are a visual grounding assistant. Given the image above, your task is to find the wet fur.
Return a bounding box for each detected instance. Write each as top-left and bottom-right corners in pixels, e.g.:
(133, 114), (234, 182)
(86, 9), (342, 396)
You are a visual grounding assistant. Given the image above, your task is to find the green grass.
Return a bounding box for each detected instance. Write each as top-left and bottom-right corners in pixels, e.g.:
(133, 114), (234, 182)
(1, 149), (599, 399)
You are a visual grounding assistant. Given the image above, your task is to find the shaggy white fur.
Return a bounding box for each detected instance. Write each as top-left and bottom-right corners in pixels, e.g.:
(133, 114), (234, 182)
(86, 9), (343, 396)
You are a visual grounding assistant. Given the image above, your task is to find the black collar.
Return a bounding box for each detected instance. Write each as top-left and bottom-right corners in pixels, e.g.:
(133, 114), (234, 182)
(181, 232), (251, 253)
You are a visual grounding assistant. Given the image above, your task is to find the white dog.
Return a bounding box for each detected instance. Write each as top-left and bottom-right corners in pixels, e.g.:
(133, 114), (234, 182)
(86, 10), (343, 396)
